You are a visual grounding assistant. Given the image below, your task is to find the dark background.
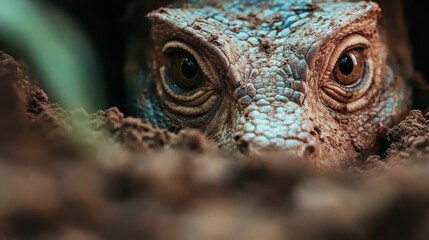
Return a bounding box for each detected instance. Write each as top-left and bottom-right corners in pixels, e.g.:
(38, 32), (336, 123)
(6, 0), (429, 112)
(37, 0), (176, 114)
(403, 0), (428, 79)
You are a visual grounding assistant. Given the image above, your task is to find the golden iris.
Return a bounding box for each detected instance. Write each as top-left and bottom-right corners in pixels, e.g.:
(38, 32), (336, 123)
(333, 48), (365, 86)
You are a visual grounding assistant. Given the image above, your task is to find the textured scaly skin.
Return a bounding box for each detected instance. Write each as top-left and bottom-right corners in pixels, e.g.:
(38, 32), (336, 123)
(133, 0), (411, 169)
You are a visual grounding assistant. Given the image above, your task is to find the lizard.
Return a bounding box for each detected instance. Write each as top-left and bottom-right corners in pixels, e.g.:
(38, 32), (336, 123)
(131, 0), (411, 169)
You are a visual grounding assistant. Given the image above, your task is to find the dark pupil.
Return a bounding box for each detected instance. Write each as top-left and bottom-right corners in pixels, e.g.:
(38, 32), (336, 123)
(338, 55), (354, 76)
(181, 57), (198, 79)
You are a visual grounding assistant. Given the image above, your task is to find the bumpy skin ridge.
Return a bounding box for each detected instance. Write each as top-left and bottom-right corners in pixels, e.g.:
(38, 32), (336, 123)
(134, 0), (411, 169)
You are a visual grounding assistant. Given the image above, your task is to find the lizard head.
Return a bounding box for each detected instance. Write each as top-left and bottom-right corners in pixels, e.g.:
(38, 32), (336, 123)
(135, 0), (411, 168)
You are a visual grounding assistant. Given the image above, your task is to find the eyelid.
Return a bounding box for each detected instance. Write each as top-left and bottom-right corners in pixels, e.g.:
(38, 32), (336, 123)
(330, 35), (370, 61)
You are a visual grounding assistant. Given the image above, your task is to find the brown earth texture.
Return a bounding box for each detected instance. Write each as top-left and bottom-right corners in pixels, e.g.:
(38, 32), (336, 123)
(2, 46), (429, 240)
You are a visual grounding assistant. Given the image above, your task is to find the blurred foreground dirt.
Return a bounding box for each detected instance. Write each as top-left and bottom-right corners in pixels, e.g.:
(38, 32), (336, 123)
(2, 50), (429, 240)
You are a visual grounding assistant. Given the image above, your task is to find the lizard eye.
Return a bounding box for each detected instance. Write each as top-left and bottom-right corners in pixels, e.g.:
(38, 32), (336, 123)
(333, 48), (365, 86)
(155, 40), (221, 120)
(320, 34), (375, 112)
(170, 52), (204, 90)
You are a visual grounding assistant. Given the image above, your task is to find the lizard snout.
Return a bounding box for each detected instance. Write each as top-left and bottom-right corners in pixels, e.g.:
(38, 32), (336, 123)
(233, 101), (317, 158)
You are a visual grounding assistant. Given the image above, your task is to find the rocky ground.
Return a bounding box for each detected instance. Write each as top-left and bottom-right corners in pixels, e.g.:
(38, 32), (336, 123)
(2, 49), (429, 240)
